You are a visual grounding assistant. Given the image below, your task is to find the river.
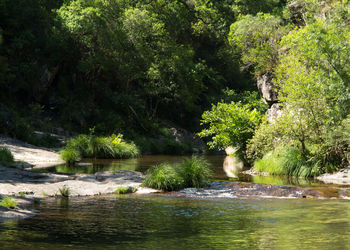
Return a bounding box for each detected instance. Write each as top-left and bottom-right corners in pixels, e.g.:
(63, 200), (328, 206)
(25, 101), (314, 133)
(1, 155), (350, 249)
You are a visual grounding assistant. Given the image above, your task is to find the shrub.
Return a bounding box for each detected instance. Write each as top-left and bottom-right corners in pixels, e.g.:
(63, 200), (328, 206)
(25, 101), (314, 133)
(112, 142), (140, 158)
(0, 147), (14, 166)
(253, 146), (333, 178)
(59, 148), (80, 164)
(60, 134), (140, 163)
(254, 151), (284, 175)
(143, 157), (212, 191)
(66, 135), (90, 157)
(58, 185), (70, 197)
(177, 157), (212, 188)
(198, 101), (263, 162)
(1, 197), (18, 209)
(143, 163), (184, 191)
(115, 186), (137, 194)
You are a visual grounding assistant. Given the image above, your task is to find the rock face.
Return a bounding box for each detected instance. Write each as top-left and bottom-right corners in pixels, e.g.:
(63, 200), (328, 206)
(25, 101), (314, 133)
(257, 73), (278, 105)
(267, 103), (283, 122)
(289, 1), (306, 27)
(162, 122), (207, 153)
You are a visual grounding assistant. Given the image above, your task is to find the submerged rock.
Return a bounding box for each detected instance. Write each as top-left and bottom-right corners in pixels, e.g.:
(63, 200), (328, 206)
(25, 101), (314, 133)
(177, 182), (326, 199)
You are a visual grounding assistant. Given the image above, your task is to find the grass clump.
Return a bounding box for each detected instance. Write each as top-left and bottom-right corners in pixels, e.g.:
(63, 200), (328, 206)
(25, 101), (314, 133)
(60, 134), (140, 164)
(58, 185), (70, 197)
(18, 192), (26, 197)
(143, 156), (212, 191)
(1, 197), (18, 209)
(143, 163), (184, 191)
(253, 146), (331, 178)
(178, 157), (212, 188)
(0, 147), (14, 166)
(115, 186), (137, 194)
(59, 148), (80, 164)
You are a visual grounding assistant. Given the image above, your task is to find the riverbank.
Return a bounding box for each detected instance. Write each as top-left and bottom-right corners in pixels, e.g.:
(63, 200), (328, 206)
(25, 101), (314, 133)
(0, 135), (64, 168)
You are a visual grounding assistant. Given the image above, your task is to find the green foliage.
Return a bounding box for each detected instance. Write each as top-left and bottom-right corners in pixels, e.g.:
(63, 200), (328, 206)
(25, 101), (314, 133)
(246, 118), (282, 162)
(198, 101), (263, 157)
(60, 134), (140, 163)
(18, 192), (26, 198)
(229, 13), (291, 76)
(0, 147), (14, 166)
(143, 163), (184, 191)
(143, 156), (212, 191)
(254, 146), (325, 178)
(59, 148), (80, 164)
(222, 90), (268, 113)
(177, 157), (212, 188)
(58, 185), (70, 197)
(0, 197), (17, 209)
(114, 186), (137, 195)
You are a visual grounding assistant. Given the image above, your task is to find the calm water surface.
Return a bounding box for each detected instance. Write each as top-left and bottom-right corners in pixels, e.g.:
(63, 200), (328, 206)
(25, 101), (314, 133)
(1, 195), (350, 249)
(3, 155), (350, 249)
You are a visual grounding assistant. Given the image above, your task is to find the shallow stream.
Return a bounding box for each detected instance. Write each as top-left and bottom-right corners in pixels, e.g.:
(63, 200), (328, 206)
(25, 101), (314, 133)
(2, 155), (350, 248)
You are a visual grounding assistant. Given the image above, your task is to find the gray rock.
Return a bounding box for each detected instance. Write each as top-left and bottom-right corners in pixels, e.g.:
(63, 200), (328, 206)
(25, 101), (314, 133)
(267, 103), (283, 122)
(257, 73), (278, 105)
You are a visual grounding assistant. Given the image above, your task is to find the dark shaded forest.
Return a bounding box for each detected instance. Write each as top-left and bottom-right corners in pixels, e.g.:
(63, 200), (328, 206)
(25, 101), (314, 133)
(0, 0), (286, 142)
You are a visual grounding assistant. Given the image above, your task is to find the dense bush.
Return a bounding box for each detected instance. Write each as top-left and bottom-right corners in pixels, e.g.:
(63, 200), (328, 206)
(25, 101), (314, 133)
(143, 157), (212, 191)
(60, 134), (140, 163)
(0, 147), (14, 166)
(198, 96), (265, 162)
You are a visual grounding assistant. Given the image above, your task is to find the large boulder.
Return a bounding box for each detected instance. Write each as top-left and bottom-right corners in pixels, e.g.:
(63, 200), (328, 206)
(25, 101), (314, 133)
(257, 73), (278, 105)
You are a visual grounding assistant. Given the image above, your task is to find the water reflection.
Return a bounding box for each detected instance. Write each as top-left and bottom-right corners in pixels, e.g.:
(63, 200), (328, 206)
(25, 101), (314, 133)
(223, 156), (245, 178)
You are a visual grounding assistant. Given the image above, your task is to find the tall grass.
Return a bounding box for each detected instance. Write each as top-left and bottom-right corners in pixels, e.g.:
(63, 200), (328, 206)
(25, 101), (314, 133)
(0, 147), (14, 166)
(143, 163), (184, 191)
(143, 156), (212, 191)
(178, 157), (212, 188)
(59, 148), (80, 164)
(253, 146), (335, 178)
(60, 134), (140, 163)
